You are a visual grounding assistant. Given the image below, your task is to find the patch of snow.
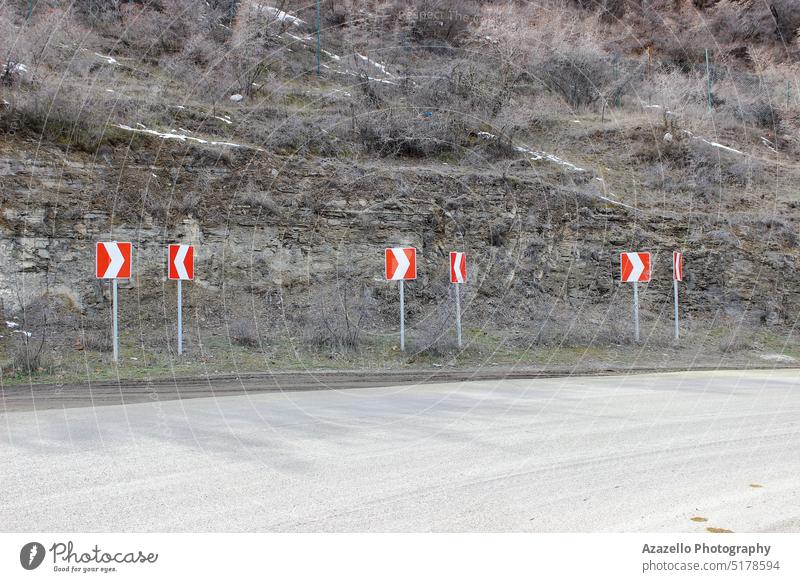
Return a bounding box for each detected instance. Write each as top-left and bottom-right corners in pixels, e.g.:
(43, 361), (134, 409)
(476, 131), (495, 139)
(175, 105), (186, 110)
(322, 49), (341, 61)
(258, 5), (305, 26)
(286, 32), (314, 43)
(683, 130), (745, 156)
(94, 53), (118, 65)
(514, 144), (585, 172)
(760, 136), (777, 153)
(700, 138), (743, 155)
(599, 195), (636, 210)
(230, 94), (243, 102)
(759, 353), (797, 363)
(356, 54), (395, 78)
(213, 115), (232, 125)
(6, 321), (18, 328)
(13, 329), (32, 337)
(115, 124), (263, 151)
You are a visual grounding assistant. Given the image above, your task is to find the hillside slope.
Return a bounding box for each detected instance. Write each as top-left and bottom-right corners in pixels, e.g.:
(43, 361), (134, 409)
(1, 0), (799, 381)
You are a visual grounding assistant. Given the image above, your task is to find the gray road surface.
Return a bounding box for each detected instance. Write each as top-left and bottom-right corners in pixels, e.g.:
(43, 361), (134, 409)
(1, 370), (798, 532)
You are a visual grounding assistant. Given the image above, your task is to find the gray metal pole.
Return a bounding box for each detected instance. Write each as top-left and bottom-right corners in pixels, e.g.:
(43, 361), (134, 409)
(633, 281), (640, 343)
(673, 279), (679, 341)
(177, 279), (183, 355)
(112, 278), (119, 362)
(705, 48), (712, 111)
(315, 0), (321, 76)
(455, 282), (462, 348)
(399, 280), (405, 351)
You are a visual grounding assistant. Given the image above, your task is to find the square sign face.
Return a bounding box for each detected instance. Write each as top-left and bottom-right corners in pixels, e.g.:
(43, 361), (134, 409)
(385, 247), (417, 281)
(96, 242), (132, 279)
(620, 251), (651, 283)
(169, 244), (194, 280)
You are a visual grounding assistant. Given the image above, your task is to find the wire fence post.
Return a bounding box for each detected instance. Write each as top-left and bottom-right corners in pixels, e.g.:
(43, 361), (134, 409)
(705, 48), (712, 111)
(316, 0), (321, 77)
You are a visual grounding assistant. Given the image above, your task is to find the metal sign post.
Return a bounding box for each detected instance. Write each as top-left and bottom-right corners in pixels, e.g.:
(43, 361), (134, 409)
(168, 244), (194, 356)
(96, 241), (131, 363)
(385, 247), (416, 352)
(454, 283), (462, 348)
(177, 279), (183, 355)
(112, 279), (119, 362)
(633, 281), (640, 343)
(673, 279), (679, 341)
(399, 280), (405, 351)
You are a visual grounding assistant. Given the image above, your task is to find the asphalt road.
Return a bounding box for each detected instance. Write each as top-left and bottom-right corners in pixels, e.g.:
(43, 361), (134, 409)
(1, 369), (799, 532)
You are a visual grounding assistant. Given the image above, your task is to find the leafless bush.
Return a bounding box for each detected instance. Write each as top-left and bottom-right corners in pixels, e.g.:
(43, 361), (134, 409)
(229, 317), (261, 347)
(305, 275), (375, 353)
(239, 190), (282, 216)
(393, 0), (480, 48)
(409, 303), (460, 357)
(734, 99), (781, 129)
(82, 329), (112, 352)
(719, 328), (754, 353)
(534, 52), (614, 108)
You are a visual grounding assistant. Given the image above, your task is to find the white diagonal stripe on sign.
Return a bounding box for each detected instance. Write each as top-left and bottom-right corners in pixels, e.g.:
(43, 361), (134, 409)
(174, 244), (189, 280)
(105, 242), (124, 278)
(628, 252), (644, 282)
(453, 253), (464, 282)
(391, 248), (410, 280)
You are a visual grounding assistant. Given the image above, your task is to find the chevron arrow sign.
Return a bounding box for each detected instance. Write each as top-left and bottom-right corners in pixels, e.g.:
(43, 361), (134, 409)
(620, 251), (651, 283)
(450, 251), (466, 284)
(95, 241), (132, 279)
(169, 244), (194, 280)
(385, 247), (417, 281)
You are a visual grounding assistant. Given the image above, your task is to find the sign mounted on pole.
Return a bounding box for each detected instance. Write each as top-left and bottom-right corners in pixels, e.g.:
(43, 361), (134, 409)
(620, 251), (650, 343)
(672, 251), (683, 282)
(169, 244), (194, 280)
(95, 241), (132, 279)
(450, 251), (466, 284)
(620, 251), (651, 283)
(386, 247), (417, 351)
(95, 241), (132, 363)
(449, 252), (466, 348)
(385, 247), (417, 281)
(169, 244), (194, 356)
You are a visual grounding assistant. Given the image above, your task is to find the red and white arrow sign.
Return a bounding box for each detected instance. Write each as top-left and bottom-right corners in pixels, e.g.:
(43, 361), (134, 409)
(620, 251), (651, 283)
(96, 241), (132, 279)
(385, 247), (417, 281)
(450, 251), (466, 283)
(673, 251), (683, 282)
(169, 244), (194, 280)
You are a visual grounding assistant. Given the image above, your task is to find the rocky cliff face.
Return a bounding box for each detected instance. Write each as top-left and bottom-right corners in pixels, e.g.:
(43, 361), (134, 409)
(2, 133), (798, 341)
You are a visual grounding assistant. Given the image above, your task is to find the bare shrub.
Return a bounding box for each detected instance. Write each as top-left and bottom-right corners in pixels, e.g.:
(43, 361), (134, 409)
(82, 329), (112, 352)
(734, 99), (781, 129)
(719, 328), (754, 353)
(229, 317), (261, 347)
(305, 274), (375, 353)
(535, 52), (613, 108)
(409, 303), (460, 357)
(396, 0), (480, 48)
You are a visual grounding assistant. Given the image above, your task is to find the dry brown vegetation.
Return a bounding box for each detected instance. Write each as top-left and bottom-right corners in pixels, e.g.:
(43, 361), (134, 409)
(1, 0), (800, 376)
